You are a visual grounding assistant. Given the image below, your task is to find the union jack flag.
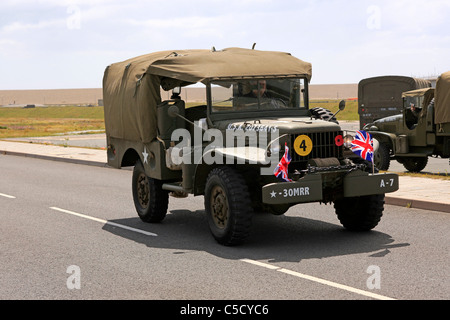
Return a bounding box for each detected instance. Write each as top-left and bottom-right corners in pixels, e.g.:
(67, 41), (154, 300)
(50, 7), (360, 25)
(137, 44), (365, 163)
(351, 130), (374, 162)
(274, 143), (293, 182)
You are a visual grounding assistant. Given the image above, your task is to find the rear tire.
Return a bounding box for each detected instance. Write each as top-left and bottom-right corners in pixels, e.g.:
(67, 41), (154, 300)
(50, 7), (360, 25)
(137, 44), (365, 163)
(334, 194), (385, 231)
(402, 157), (428, 173)
(132, 160), (169, 223)
(204, 167), (253, 246)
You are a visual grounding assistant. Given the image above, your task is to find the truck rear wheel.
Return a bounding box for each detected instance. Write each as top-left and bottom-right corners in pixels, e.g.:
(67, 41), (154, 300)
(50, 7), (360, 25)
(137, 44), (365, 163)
(204, 167), (253, 246)
(334, 194), (385, 231)
(132, 160), (169, 223)
(402, 157), (428, 173)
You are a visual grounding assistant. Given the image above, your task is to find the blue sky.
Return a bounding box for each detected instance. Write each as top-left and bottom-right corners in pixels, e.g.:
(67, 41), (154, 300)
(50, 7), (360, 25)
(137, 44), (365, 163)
(1, 0), (449, 89)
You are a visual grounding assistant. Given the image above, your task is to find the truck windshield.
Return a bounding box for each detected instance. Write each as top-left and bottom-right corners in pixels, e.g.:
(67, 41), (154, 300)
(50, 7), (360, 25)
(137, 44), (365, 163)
(404, 95), (424, 110)
(210, 78), (306, 113)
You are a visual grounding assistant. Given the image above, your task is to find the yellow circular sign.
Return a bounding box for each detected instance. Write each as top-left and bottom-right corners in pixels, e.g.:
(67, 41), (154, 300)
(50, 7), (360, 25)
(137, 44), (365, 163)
(294, 135), (313, 156)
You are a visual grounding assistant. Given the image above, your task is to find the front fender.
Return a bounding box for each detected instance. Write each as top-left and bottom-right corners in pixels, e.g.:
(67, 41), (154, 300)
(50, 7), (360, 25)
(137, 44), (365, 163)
(368, 131), (397, 149)
(207, 145), (279, 179)
(192, 146), (273, 195)
(206, 146), (271, 165)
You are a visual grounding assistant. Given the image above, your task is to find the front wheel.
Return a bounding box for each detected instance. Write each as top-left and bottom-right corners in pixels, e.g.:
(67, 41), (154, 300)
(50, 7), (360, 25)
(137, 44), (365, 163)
(334, 194), (385, 231)
(132, 160), (169, 223)
(374, 142), (390, 171)
(204, 167), (253, 246)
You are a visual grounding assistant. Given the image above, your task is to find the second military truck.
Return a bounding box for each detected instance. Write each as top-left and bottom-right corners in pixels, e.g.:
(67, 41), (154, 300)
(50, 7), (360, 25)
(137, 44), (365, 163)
(358, 75), (431, 129)
(364, 71), (450, 172)
(103, 47), (399, 245)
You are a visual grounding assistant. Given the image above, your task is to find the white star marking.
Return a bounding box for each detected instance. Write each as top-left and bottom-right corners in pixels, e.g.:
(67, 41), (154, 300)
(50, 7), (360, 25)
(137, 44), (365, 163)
(270, 190), (277, 198)
(142, 147), (149, 164)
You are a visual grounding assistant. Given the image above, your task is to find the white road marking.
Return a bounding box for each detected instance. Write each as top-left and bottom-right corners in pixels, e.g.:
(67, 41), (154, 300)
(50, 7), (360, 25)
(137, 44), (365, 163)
(49, 207), (157, 237)
(240, 258), (396, 300)
(0, 192), (16, 199)
(47, 206), (393, 299)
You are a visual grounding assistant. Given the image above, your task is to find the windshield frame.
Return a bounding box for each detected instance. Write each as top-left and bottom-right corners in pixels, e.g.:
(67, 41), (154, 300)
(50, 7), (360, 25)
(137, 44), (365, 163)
(206, 76), (310, 122)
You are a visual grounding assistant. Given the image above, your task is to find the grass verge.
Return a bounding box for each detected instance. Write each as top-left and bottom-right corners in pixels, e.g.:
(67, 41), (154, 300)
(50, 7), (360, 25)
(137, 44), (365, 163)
(0, 101), (358, 139)
(0, 106), (105, 139)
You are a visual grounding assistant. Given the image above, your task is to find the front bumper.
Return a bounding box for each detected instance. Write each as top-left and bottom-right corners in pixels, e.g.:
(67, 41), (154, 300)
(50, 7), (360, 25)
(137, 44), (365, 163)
(262, 170), (399, 205)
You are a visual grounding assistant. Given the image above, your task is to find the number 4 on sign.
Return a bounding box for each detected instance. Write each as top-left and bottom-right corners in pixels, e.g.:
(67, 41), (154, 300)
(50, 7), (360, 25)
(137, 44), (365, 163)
(294, 135), (313, 156)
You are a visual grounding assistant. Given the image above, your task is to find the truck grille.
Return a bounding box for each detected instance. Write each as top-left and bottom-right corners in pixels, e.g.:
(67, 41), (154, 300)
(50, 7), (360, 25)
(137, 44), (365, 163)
(290, 131), (343, 163)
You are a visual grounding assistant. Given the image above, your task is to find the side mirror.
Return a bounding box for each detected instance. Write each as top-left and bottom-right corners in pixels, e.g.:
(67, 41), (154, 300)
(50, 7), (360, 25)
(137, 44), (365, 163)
(171, 86), (181, 99)
(328, 100), (346, 121)
(173, 86), (181, 95)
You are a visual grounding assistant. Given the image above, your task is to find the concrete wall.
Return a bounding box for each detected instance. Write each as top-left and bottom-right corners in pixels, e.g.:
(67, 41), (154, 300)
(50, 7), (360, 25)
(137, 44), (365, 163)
(0, 84), (358, 106)
(0, 88), (103, 106)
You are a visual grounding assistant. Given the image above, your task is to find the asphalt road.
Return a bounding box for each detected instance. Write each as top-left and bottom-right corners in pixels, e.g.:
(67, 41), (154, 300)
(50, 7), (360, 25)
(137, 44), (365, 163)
(1, 154), (449, 303)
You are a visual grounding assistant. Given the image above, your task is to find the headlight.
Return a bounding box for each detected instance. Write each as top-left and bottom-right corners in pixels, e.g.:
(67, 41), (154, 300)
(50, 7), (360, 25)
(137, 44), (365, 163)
(363, 124), (379, 131)
(372, 138), (379, 153)
(343, 134), (354, 149)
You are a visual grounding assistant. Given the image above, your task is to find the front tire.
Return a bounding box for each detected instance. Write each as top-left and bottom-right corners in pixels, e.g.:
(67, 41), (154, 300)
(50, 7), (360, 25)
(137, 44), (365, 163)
(334, 194), (385, 231)
(204, 167), (253, 246)
(132, 160), (169, 223)
(374, 142), (390, 171)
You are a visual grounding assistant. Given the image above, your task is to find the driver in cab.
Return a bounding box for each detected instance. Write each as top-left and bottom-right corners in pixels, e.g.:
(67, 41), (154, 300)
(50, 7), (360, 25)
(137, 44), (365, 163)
(235, 80), (286, 109)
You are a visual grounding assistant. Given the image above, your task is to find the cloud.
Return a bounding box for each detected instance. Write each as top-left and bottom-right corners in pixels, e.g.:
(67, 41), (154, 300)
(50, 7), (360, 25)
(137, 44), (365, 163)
(0, 38), (23, 56)
(0, 0), (449, 89)
(1, 19), (63, 33)
(383, 0), (450, 31)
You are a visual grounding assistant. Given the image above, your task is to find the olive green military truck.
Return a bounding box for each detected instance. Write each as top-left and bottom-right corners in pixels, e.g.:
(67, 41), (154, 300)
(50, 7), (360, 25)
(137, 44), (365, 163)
(103, 47), (399, 246)
(364, 71), (450, 173)
(358, 75), (431, 129)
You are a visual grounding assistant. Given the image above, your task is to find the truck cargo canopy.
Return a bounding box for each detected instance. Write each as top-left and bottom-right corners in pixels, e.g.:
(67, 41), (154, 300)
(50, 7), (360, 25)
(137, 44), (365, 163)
(145, 47), (312, 84)
(402, 88), (434, 98)
(359, 76), (431, 94)
(435, 71), (450, 124)
(103, 47), (312, 143)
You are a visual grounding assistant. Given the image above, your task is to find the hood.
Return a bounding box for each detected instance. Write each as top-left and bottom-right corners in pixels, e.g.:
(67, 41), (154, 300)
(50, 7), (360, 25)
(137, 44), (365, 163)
(364, 114), (403, 131)
(373, 114), (403, 124)
(218, 117), (342, 134)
